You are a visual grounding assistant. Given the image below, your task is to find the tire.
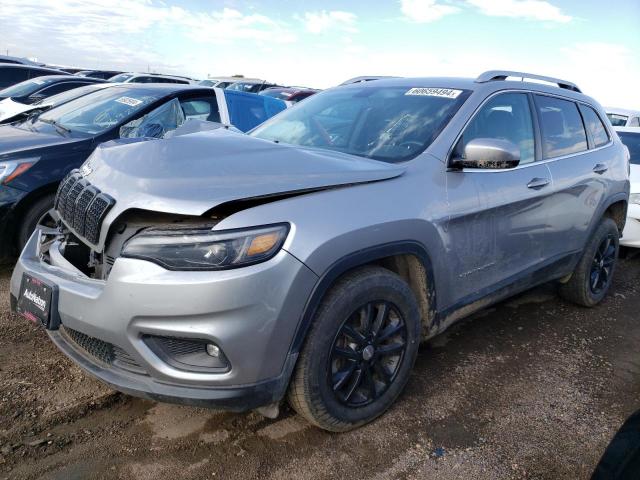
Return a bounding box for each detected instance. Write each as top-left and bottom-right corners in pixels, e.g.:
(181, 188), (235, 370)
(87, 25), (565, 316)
(559, 217), (619, 307)
(17, 194), (56, 251)
(288, 266), (421, 431)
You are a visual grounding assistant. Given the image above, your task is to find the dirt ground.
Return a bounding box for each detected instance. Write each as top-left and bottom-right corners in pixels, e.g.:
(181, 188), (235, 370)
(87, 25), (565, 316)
(0, 254), (639, 480)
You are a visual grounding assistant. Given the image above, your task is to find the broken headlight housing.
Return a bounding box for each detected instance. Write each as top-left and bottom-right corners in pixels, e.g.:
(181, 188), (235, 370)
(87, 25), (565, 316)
(121, 224), (289, 270)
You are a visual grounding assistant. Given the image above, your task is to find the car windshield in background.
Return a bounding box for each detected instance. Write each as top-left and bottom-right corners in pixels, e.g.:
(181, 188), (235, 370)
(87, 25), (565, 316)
(36, 87), (159, 134)
(618, 132), (640, 165)
(250, 86), (470, 162)
(260, 90), (291, 100)
(0, 77), (56, 98)
(607, 113), (628, 126)
(227, 82), (262, 93)
(109, 74), (133, 83)
(34, 84), (105, 106)
(198, 80), (216, 87)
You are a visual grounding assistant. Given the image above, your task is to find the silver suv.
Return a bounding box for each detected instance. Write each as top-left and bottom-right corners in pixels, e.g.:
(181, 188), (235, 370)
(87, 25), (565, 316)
(10, 71), (630, 431)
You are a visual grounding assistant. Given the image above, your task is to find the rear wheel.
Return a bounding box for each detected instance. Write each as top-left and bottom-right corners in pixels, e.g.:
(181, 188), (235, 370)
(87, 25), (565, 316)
(288, 266), (421, 431)
(17, 194), (57, 251)
(559, 217), (619, 307)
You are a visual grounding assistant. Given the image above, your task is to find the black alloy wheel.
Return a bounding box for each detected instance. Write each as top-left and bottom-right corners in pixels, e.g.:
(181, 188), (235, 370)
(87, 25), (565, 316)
(329, 301), (407, 407)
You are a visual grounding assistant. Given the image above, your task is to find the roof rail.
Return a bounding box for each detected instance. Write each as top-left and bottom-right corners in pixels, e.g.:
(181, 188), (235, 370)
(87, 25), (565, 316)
(475, 70), (581, 93)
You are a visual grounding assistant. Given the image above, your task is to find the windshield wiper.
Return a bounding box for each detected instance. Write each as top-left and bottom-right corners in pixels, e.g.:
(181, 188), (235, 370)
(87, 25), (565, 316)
(39, 118), (72, 135)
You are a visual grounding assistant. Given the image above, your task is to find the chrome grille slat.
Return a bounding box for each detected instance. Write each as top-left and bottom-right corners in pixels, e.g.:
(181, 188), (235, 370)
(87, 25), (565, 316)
(54, 170), (115, 245)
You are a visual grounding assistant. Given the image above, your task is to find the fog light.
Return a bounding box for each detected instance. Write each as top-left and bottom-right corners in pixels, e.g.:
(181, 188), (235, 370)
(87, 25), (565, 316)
(206, 343), (220, 357)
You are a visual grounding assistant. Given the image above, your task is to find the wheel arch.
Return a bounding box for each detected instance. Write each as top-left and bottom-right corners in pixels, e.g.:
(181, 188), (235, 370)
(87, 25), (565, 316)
(288, 241), (437, 357)
(10, 182), (59, 244)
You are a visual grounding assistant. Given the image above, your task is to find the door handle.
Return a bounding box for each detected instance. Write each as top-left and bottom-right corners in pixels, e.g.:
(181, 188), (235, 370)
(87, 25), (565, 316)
(527, 177), (550, 189)
(593, 163), (608, 174)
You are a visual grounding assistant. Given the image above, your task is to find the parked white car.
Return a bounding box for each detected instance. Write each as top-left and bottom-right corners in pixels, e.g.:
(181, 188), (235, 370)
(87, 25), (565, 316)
(607, 108), (640, 128)
(616, 127), (640, 247)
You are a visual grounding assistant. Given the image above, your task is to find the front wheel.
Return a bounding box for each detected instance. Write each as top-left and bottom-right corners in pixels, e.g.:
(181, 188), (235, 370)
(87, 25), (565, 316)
(17, 194), (57, 251)
(559, 217), (620, 307)
(288, 266), (421, 431)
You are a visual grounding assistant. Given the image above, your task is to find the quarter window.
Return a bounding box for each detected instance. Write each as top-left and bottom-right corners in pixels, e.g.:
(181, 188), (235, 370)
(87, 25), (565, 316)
(535, 95), (587, 159)
(578, 104), (610, 148)
(456, 92), (535, 164)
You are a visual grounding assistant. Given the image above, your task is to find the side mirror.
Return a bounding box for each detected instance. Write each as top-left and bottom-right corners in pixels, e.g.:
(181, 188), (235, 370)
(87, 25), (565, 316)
(452, 138), (520, 169)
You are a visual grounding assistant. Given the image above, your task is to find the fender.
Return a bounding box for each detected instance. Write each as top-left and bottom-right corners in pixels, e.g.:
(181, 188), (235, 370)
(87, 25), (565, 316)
(587, 191), (629, 242)
(287, 240), (436, 356)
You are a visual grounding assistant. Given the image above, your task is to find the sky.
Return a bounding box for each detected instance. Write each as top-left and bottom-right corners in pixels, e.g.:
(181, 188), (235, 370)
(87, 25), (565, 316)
(1, 0), (639, 108)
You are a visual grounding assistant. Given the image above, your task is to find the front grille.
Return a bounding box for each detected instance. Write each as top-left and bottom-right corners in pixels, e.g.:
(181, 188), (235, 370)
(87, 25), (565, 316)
(62, 326), (146, 375)
(55, 170), (115, 244)
(64, 326), (113, 364)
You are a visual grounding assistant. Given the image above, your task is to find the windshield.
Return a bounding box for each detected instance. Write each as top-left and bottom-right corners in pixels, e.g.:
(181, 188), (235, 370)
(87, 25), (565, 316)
(227, 82), (261, 92)
(618, 132), (640, 165)
(109, 74), (133, 83)
(35, 84), (107, 106)
(607, 113), (629, 127)
(37, 87), (160, 134)
(0, 77), (56, 98)
(260, 89), (292, 100)
(198, 80), (216, 87)
(250, 86), (470, 162)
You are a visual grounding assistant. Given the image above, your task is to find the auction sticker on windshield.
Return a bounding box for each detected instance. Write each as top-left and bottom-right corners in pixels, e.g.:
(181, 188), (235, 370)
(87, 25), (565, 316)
(405, 88), (462, 99)
(115, 97), (143, 107)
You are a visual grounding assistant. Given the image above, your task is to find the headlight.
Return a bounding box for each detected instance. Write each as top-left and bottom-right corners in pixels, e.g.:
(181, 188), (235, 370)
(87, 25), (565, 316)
(0, 157), (39, 185)
(121, 224), (289, 270)
(630, 193), (640, 205)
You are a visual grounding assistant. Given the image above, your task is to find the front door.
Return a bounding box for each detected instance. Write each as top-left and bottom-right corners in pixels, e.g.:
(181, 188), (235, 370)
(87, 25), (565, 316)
(445, 92), (553, 303)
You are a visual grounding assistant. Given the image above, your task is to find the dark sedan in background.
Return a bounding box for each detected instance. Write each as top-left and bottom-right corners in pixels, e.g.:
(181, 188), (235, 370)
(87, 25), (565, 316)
(0, 83), (286, 258)
(0, 64), (68, 89)
(0, 75), (106, 105)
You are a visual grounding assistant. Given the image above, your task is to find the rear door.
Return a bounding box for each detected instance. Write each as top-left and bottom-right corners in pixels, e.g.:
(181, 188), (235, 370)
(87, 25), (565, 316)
(222, 90), (286, 132)
(536, 94), (611, 261)
(446, 91), (553, 300)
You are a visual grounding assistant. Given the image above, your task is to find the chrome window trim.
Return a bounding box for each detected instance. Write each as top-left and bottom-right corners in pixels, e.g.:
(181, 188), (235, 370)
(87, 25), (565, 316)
(447, 88), (614, 174)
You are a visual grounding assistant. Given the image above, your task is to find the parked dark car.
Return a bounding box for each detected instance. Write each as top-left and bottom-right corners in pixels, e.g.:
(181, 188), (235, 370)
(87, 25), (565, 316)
(0, 84), (114, 124)
(0, 55), (44, 66)
(0, 64), (68, 89)
(260, 87), (320, 103)
(75, 70), (123, 80)
(0, 75), (106, 105)
(0, 84), (286, 257)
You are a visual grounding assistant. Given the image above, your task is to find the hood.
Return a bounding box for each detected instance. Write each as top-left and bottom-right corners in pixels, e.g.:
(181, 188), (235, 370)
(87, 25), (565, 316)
(0, 98), (34, 122)
(84, 128), (405, 219)
(0, 124), (81, 158)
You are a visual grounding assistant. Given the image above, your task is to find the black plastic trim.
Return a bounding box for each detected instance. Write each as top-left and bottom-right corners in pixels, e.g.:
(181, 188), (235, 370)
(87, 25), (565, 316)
(288, 240), (436, 356)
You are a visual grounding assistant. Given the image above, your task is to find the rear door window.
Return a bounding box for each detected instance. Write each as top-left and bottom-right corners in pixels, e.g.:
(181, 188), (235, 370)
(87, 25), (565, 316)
(180, 96), (220, 123)
(618, 132), (640, 165)
(630, 117), (640, 127)
(607, 113), (628, 127)
(535, 95), (587, 159)
(456, 92), (535, 164)
(578, 104), (610, 148)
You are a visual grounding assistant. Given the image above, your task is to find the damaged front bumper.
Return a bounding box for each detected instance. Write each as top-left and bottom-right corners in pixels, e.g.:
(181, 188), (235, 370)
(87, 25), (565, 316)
(10, 229), (318, 410)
